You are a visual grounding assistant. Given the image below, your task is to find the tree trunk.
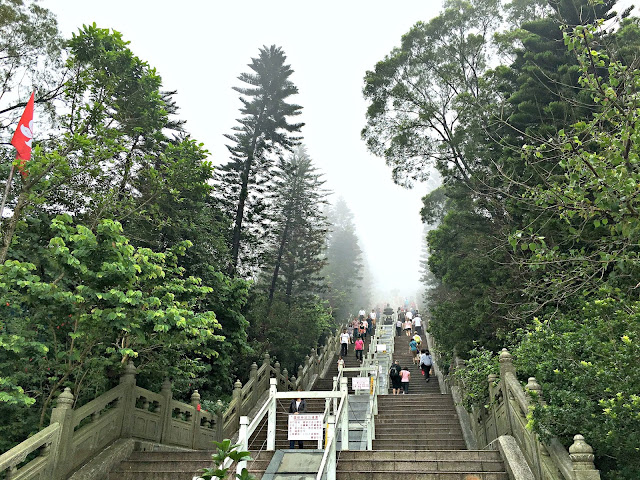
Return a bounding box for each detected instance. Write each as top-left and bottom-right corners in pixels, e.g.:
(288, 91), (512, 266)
(229, 113), (264, 274)
(267, 219), (291, 312)
(0, 190), (28, 263)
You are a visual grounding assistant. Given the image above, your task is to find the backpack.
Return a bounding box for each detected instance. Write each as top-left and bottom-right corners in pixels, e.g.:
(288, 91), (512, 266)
(389, 367), (399, 379)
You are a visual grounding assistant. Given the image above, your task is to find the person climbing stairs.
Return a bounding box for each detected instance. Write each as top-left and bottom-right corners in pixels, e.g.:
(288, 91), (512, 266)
(335, 333), (508, 479)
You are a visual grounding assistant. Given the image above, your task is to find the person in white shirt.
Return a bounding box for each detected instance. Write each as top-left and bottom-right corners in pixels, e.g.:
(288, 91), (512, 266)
(403, 317), (412, 336)
(340, 328), (350, 357)
(413, 315), (423, 335)
(358, 308), (366, 320)
(419, 349), (433, 382)
(395, 317), (403, 336)
(369, 310), (376, 335)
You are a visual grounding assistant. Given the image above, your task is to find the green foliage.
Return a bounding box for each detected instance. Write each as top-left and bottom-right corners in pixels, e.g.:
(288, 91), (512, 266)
(199, 439), (255, 480)
(246, 294), (332, 374)
(217, 45), (304, 273)
(322, 198), (365, 321)
(513, 296), (640, 479)
(0, 216), (223, 449)
(366, 1), (640, 478)
(452, 348), (499, 411)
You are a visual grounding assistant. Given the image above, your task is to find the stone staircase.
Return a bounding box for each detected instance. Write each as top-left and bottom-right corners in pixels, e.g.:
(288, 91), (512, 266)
(334, 334), (508, 479)
(108, 450), (274, 480)
(108, 333), (507, 479)
(108, 335), (370, 479)
(246, 334), (371, 450)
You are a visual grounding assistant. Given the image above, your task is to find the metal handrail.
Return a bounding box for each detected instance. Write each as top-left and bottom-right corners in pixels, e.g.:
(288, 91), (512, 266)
(315, 393), (346, 480)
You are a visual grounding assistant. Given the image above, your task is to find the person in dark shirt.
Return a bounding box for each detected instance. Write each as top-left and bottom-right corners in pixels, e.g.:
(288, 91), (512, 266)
(289, 392), (307, 449)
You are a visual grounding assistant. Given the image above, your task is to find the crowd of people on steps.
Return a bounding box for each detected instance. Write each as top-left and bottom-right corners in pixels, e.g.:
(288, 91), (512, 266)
(340, 304), (434, 394)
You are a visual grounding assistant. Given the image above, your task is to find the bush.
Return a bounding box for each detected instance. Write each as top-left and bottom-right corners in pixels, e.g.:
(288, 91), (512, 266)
(513, 295), (640, 480)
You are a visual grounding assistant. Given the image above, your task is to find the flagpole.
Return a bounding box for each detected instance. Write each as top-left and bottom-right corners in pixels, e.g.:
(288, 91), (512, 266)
(0, 163), (16, 223)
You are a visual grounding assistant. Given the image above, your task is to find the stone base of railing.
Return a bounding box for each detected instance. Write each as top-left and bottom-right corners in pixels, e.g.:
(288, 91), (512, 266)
(67, 438), (195, 480)
(487, 436), (535, 480)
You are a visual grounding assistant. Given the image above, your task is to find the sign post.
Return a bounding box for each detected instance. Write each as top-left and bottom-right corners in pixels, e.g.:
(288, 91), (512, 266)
(288, 414), (323, 444)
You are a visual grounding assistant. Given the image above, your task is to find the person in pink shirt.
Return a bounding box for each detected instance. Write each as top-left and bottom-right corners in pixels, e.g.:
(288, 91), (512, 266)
(354, 337), (364, 361)
(400, 366), (411, 394)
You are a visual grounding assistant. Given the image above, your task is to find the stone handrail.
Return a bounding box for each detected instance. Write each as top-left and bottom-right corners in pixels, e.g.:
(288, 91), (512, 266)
(1, 326), (343, 480)
(445, 345), (601, 480)
(0, 423), (60, 479)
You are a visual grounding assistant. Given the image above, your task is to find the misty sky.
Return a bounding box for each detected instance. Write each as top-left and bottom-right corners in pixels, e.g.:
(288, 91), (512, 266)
(46, 0), (444, 299)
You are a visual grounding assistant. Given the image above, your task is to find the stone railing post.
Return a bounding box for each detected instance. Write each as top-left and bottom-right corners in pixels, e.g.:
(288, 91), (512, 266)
(526, 377), (544, 479)
(50, 388), (75, 480)
(118, 361), (137, 438)
(498, 348), (515, 435)
(249, 362), (258, 407)
(297, 365), (304, 389)
(215, 400), (224, 442)
(282, 368), (289, 391)
(263, 352), (271, 372)
(487, 373), (499, 441)
(190, 390), (201, 448)
(570, 435), (601, 480)
(233, 379), (243, 417)
(310, 347), (318, 377)
(274, 361), (281, 379)
(160, 378), (173, 444)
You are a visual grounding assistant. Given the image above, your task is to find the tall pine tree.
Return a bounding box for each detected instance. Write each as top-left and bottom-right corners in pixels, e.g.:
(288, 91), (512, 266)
(216, 45), (304, 275)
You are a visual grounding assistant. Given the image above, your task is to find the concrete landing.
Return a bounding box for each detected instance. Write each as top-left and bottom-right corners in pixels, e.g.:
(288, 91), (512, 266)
(262, 449), (325, 480)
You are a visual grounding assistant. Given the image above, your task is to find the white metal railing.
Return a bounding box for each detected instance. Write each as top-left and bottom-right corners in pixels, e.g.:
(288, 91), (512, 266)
(316, 394), (345, 480)
(214, 324), (388, 480)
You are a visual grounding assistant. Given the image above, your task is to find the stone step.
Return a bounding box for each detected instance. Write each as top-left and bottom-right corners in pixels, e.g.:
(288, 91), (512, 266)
(112, 458), (271, 473)
(374, 434), (466, 443)
(378, 395), (452, 403)
(376, 413), (459, 421)
(108, 450), (274, 480)
(126, 450), (273, 462)
(337, 460), (506, 472)
(374, 426), (466, 435)
(337, 450), (502, 461)
(335, 472), (508, 480)
(372, 439), (467, 450)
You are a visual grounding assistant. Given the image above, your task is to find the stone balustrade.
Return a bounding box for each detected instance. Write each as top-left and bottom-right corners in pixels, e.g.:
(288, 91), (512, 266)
(0, 327), (342, 480)
(445, 345), (601, 480)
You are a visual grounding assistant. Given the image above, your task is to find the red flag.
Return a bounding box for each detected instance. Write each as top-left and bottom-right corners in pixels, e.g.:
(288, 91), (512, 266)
(10, 92), (35, 175)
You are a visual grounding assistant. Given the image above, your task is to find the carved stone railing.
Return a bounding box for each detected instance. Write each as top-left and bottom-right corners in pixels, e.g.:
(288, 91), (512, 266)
(0, 327), (342, 480)
(446, 346), (601, 480)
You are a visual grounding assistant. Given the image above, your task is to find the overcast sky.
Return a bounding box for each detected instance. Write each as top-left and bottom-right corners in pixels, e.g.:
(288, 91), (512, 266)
(46, 0), (444, 300)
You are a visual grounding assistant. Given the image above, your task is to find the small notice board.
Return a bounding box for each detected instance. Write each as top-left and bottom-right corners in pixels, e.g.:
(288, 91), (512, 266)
(376, 344), (387, 353)
(352, 376), (370, 391)
(288, 414), (323, 440)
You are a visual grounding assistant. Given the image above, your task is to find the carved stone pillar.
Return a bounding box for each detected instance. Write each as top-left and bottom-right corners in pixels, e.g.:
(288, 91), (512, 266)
(570, 435), (601, 480)
(50, 388), (75, 480)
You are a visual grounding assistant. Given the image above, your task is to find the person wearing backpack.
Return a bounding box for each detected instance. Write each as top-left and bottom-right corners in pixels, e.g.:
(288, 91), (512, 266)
(409, 337), (419, 365)
(420, 349), (433, 382)
(389, 360), (402, 395)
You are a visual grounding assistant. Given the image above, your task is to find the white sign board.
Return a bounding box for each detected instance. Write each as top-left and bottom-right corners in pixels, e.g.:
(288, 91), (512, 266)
(288, 414), (323, 440)
(376, 344), (387, 353)
(352, 376), (370, 391)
